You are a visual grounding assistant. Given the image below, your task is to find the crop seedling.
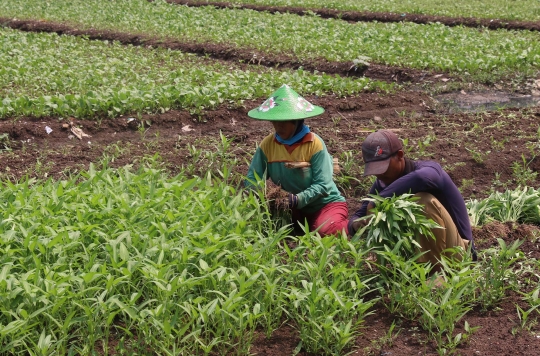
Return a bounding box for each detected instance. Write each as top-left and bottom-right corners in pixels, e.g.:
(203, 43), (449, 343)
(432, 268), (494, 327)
(282, 232), (377, 354)
(466, 198), (495, 227)
(78, 0), (540, 21)
(417, 133), (436, 158)
(0, 27), (386, 119)
(474, 238), (524, 311)
(0, 133), (11, 151)
(0, 156), (307, 354)
(333, 151), (363, 194)
(377, 251), (436, 320)
(415, 255), (477, 355)
(512, 287), (540, 335)
(489, 187), (540, 224)
(460, 178), (475, 193)
(513, 304), (539, 335)
(512, 154), (538, 187)
(465, 146), (490, 164)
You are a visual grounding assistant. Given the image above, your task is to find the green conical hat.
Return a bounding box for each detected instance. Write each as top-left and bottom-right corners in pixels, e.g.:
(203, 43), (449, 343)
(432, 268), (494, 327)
(247, 84), (324, 121)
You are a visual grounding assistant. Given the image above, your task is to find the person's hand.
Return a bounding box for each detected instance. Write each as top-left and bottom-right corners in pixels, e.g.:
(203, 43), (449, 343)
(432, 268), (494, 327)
(275, 190), (298, 210)
(351, 218), (368, 232)
(351, 201), (376, 235)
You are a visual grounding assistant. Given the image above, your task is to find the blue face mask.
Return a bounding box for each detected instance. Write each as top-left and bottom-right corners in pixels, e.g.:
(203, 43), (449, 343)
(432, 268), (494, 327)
(274, 120), (310, 145)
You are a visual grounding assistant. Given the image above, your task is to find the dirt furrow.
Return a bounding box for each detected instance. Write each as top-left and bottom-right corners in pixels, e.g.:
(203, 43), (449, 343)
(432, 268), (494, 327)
(166, 0), (540, 32)
(0, 17), (444, 85)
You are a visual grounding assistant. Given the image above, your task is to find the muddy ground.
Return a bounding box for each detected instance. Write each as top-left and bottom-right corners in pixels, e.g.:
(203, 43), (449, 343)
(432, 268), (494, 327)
(1, 8), (540, 356)
(2, 90), (540, 205)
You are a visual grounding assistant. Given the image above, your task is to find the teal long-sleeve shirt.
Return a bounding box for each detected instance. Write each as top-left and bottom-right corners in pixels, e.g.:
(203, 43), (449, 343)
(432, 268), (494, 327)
(245, 132), (344, 214)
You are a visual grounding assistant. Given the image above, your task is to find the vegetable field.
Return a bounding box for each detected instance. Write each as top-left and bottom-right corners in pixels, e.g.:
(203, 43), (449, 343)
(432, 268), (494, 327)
(0, 0), (540, 355)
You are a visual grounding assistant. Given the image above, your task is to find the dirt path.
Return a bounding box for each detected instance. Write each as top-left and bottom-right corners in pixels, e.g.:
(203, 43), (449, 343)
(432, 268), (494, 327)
(165, 0), (540, 32)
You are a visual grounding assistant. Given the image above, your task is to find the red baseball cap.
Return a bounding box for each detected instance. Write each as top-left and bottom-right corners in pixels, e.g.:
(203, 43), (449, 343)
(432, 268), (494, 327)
(362, 130), (403, 176)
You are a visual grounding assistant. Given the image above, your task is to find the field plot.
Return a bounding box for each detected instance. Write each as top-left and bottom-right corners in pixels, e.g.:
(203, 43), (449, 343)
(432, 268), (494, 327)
(1, 0), (540, 355)
(1, 0), (540, 84)
(0, 28), (384, 118)
(185, 0), (540, 21)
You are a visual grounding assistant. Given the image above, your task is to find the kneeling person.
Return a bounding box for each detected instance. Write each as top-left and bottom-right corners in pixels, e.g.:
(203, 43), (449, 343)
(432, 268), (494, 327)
(245, 85), (348, 236)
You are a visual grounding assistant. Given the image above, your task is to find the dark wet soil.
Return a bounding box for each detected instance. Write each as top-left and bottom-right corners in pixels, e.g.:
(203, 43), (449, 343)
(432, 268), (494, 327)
(166, 0), (540, 32)
(3, 91), (539, 208)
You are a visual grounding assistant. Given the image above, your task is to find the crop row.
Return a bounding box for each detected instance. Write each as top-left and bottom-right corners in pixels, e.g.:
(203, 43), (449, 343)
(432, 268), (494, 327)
(0, 156), (538, 355)
(2, 0), (540, 82)
(186, 0), (540, 21)
(0, 28), (385, 119)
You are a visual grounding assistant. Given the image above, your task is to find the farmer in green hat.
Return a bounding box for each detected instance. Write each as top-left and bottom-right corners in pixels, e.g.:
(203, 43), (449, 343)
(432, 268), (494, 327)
(245, 85), (349, 236)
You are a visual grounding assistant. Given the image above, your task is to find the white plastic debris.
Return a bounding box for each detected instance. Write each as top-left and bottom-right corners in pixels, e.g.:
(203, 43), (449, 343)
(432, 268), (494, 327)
(45, 126), (53, 134)
(127, 118), (136, 123)
(231, 119), (237, 126)
(181, 125), (194, 132)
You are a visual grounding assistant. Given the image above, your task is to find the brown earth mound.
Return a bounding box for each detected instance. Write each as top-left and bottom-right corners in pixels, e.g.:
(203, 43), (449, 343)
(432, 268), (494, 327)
(167, 0), (540, 32)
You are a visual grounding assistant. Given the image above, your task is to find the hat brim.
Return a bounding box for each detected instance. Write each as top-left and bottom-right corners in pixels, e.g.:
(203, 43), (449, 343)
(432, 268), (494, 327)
(247, 106), (324, 121)
(363, 158), (391, 176)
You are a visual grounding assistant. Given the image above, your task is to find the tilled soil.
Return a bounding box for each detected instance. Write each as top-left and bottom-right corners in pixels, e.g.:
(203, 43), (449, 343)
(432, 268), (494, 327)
(2, 90), (539, 206)
(166, 0), (540, 32)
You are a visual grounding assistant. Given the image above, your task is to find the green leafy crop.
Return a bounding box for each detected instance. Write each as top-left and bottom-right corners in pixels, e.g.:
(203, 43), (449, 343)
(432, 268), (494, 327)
(187, 0), (540, 21)
(0, 27), (386, 119)
(1, 0), (539, 82)
(0, 158), (376, 354)
(354, 193), (440, 259)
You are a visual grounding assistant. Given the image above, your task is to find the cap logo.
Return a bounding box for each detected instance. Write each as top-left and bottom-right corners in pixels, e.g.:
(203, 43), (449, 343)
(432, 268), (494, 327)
(374, 146), (383, 157)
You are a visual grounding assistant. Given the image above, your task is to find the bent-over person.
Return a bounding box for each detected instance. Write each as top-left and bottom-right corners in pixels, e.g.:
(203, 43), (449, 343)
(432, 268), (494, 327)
(349, 129), (476, 269)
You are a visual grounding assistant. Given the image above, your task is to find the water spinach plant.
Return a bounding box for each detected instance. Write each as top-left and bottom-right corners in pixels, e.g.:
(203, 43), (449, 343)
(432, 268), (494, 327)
(186, 0), (540, 21)
(353, 193), (440, 260)
(0, 158), (378, 355)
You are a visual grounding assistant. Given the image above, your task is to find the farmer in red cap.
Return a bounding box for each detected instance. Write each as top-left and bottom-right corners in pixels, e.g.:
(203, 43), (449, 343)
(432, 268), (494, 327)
(349, 129), (476, 267)
(245, 85), (348, 236)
